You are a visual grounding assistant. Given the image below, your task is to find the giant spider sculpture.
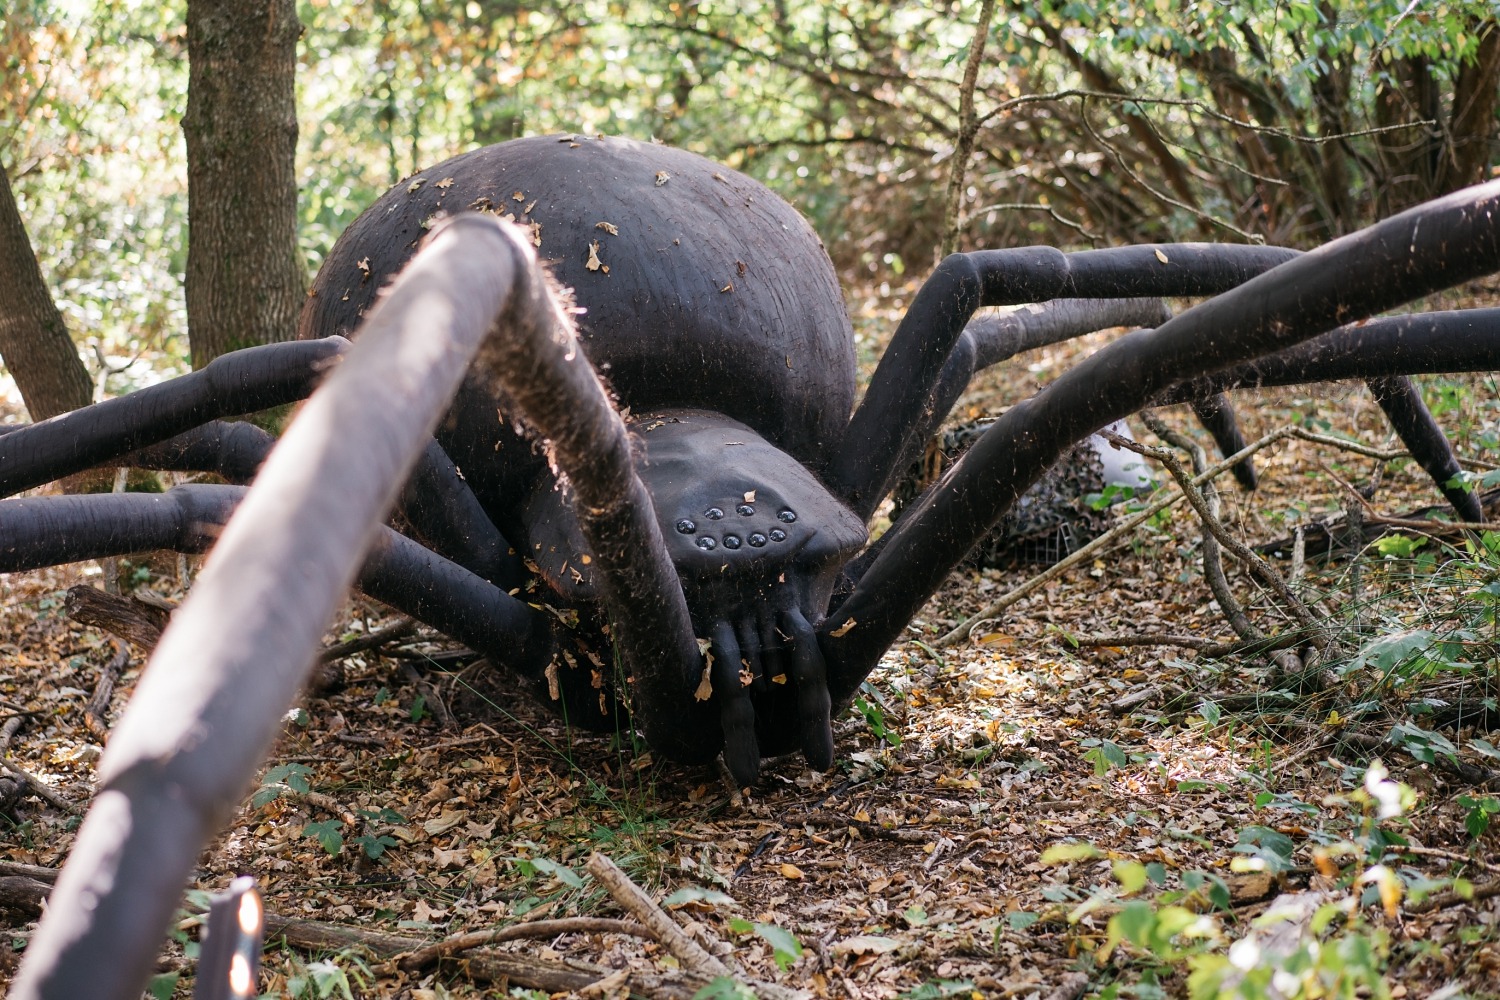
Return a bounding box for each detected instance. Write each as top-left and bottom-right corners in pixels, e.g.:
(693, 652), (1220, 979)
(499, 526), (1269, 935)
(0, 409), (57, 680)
(5, 135), (1500, 1000)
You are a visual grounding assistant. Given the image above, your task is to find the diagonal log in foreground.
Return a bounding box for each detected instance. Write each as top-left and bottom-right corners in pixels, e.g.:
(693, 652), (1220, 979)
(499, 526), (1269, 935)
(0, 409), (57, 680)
(10, 215), (573, 1000)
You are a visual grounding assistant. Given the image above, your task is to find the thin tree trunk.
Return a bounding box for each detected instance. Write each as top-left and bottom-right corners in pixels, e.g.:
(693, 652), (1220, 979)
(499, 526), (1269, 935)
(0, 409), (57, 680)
(0, 168), (93, 419)
(183, 0), (304, 368)
(939, 0), (996, 258)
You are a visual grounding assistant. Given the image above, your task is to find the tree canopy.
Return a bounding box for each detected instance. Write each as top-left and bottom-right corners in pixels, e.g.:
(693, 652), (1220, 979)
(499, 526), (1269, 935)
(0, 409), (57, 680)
(2, 0), (1496, 386)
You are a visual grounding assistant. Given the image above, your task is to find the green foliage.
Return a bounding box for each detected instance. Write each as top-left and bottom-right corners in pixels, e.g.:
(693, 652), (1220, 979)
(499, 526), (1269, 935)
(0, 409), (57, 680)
(145, 971), (178, 1000)
(302, 819), (344, 855)
(283, 953), (370, 1000)
(727, 917), (803, 971)
(1459, 794), (1500, 838)
(693, 978), (760, 1000)
(1081, 738), (1128, 776)
(253, 762), (313, 807)
(898, 979), (978, 999)
(506, 853), (587, 890)
(853, 688), (902, 747)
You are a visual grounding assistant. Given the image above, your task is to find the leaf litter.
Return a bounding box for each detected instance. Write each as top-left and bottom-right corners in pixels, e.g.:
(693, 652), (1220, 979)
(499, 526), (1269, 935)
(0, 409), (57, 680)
(1, 280), (1499, 997)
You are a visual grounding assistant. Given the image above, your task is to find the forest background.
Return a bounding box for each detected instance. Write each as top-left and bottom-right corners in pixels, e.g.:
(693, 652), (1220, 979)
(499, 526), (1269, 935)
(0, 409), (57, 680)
(3, 0), (1498, 406)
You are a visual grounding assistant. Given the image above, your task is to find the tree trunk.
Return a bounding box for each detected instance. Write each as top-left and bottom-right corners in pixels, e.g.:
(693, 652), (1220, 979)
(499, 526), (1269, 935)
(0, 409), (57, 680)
(183, 0), (304, 368)
(0, 168), (93, 419)
(1441, 17), (1500, 195)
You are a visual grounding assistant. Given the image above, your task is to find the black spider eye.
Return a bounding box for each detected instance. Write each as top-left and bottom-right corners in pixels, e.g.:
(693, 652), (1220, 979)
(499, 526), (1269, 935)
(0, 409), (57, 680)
(675, 519), (696, 534)
(696, 536), (717, 550)
(722, 534), (742, 549)
(769, 528), (787, 542)
(748, 532), (767, 547)
(704, 507), (724, 520)
(777, 508), (797, 523)
(736, 504), (755, 516)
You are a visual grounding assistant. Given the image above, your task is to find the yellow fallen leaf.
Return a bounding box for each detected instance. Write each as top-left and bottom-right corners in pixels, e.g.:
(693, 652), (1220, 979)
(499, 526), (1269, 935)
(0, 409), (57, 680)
(595, 221), (619, 235)
(1155, 248), (1169, 263)
(586, 241), (603, 271)
(780, 864), (804, 880)
(830, 618), (856, 637)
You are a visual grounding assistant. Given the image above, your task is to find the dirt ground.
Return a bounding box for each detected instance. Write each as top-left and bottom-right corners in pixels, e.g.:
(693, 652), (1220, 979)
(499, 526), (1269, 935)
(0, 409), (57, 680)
(2, 289), (1499, 999)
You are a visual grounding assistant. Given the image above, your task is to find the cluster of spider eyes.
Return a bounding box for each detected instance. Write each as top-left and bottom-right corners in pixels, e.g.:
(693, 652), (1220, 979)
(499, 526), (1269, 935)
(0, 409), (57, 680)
(674, 505), (797, 551)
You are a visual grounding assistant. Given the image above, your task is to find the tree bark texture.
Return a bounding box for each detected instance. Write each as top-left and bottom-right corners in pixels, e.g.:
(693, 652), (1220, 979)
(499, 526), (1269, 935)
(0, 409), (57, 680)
(184, 0), (304, 368)
(0, 168), (93, 419)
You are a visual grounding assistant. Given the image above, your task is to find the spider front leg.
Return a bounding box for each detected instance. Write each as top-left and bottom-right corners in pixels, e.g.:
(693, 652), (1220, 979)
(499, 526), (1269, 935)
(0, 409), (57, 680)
(12, 214), (563, 1000)
(821, 180), (1500, 706)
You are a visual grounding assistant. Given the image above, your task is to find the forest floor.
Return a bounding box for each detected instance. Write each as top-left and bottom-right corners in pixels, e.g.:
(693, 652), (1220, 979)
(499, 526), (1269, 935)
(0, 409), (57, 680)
(2, 282), (1500, 1000)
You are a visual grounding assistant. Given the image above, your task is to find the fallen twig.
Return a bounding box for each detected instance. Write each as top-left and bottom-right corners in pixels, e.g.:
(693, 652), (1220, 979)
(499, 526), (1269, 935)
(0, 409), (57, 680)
(799, 811), (936, 843)
(1141, 413), (1266, 645)
(83, 641), (130, 742)
(1041, 971), (1091, 1000)
(0, 866), (708, 1000)
(586, 853), (731, 979)
(319, 617), (417, 663)
(939, 424), (1298, 646)
(65, 584), (170, 651)
(1064, 632), (1228, 651)
(0, 759), (83, 813)
(1405, 877), (1500, 914)
(398, 917), (648, 972)
(1104, 429), (1327, 650)
(1397, 843), (1498, 874)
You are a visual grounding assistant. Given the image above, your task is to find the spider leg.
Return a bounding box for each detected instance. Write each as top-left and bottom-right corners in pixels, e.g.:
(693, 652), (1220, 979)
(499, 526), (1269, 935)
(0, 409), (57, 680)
(1158, 310), (1500, 520)
(829, 244), (1301, 520)
(0, 337), (348, 498)
(11, 215), (560, 1000)
(1156, 310), (1500, 400)
(0, 484), (553, 670)
(1190, 394), (1258, 491)
(820, 181), (1500, 706)
(3, 373), (522, 587)
(1367, 376), (1483, 522)
(710, 619), (759, 787)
